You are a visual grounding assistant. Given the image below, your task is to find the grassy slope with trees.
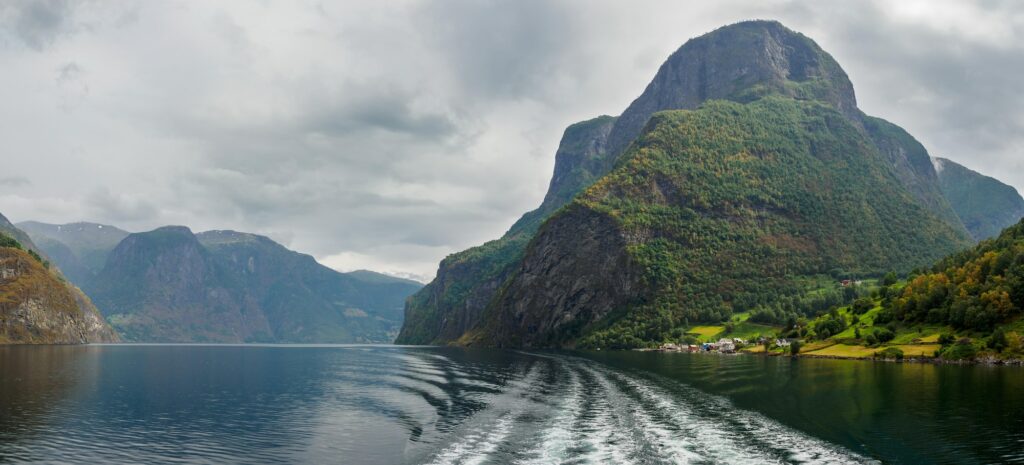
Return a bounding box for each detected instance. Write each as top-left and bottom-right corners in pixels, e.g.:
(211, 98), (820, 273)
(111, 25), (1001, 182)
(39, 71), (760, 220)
(735, 219), (1024, 361)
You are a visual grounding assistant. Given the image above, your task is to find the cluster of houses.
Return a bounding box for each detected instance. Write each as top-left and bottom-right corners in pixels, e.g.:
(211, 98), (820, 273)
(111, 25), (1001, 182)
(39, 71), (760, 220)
(659, 338), (744, 353)
(659, 336), (792, 354)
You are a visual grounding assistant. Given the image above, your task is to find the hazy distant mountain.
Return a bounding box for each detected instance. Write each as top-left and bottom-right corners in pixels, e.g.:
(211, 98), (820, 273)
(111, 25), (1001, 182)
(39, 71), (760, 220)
(932, 157), (1024, 241)
(0, 214), (118, 344)
(16, 221), (129, 285)
(85, 226), (421, 343)
(398, 20), (974, 348)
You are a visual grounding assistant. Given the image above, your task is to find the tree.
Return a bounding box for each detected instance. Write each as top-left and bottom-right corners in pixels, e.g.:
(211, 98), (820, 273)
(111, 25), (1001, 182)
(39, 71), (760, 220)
(882, 272), (898, 287)
(790, 340), (802, 356)
(875, 328), (895, 343)
(851, 298), (874, 315)
(854, 327), (861, 339)
(989, 328), (1008, 353)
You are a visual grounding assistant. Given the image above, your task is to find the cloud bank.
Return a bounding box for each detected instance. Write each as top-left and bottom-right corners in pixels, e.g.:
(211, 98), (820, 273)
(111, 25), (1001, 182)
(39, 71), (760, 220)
(2, 0), (1022, 281)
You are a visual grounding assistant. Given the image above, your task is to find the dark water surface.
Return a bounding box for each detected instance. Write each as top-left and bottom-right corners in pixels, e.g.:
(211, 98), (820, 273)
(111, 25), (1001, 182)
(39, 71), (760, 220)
(0, 345), (1020, 464)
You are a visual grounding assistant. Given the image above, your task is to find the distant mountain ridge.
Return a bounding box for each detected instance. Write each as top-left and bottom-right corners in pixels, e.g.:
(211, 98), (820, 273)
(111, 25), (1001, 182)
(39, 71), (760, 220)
(932, 157), (1024, 241)
(397, 20), (1004, 348)
(16, 221), (129, 285)
(91, 226), (421, 342)
(19, 222), (422, 343)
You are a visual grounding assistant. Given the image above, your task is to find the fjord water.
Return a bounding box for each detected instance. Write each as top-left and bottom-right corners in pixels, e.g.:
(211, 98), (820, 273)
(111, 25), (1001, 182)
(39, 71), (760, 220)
(0, 345), (1020, 464)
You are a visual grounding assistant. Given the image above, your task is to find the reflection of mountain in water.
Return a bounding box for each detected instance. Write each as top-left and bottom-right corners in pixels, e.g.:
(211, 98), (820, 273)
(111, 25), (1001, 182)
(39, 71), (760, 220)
(0, 346), (90, 447)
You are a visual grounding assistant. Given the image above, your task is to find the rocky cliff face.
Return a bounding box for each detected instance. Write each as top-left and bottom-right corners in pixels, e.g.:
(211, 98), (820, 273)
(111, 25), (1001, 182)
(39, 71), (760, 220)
(467, 204), (639, 348)
(87, 226), (421, 343)
(0, 241), (118, 344)
(399, 20), (980, 348)
(933, 157), (1024, 240)
(606, 20), (858, 158)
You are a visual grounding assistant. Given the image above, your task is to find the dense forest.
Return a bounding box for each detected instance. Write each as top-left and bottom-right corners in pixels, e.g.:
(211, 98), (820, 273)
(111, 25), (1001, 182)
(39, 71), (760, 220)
(880, 219), (1024, 334)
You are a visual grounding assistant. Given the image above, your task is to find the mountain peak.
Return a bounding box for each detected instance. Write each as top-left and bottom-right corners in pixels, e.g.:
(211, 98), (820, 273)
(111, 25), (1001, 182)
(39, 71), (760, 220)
(607, 20), (857, 155)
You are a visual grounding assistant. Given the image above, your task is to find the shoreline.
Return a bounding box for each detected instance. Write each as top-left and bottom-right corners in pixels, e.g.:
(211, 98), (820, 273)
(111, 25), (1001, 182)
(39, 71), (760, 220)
(642, 347), (1024, 366)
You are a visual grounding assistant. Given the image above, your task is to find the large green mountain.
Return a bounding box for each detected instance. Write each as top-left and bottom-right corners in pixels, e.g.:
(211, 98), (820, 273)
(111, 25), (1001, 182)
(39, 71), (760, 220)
(397, 20), (977, 348)
(16, 221), (129, 285)
(0, 214), (118, 344)
(82, 226), (420, 342)
(932, 157), (1024, 241)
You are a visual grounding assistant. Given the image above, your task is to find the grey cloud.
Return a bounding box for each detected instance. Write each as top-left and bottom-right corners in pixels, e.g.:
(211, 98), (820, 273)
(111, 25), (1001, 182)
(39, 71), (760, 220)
(302, 84), (458, 139)
(1, 0), (73, 50)
(85, 188), (158, 223)
(55, 61), (82, 83)
(0, 176), (30, 187)
(3, 1), (1024, 279)
(413, 0), (581, 102)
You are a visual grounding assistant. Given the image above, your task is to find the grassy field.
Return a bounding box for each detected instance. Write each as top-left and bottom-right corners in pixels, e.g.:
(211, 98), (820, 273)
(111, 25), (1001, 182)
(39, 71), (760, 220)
(726, 322), (777, 340)
(688, 321), (777, 343)
(895, 344), (942, 357)
(802, 343), (942, 359)
(688, 326), (724, 341)
(799, 340), (836, 352)
(803, 344), (876, 358)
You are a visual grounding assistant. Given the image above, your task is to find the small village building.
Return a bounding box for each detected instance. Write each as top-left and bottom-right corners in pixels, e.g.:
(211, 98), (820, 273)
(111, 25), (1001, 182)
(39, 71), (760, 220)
(717, 338), (736, 353)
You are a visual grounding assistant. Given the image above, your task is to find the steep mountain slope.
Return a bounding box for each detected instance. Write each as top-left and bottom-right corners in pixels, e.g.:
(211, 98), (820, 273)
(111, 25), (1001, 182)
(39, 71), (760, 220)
(398, 20), (974, 348)
(933, 157), (1024, 241)
(472, 99), (970, 348)
(0, 213), (40, 253)
(17, 222), (129, 285)
(398, 116), (617, 344)
(0, 228), (118, 344)
(87, 226), (420, 342)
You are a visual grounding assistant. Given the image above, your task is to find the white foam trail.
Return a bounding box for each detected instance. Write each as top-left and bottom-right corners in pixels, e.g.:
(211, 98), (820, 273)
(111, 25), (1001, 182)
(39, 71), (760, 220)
(602, 367), (774, 464)
(581, 365), (701, 465)
(596, 364), (869, 464)
(427, 415), (514, 465)
(425, 364), (543, 465)
(518, 365), (582, 465)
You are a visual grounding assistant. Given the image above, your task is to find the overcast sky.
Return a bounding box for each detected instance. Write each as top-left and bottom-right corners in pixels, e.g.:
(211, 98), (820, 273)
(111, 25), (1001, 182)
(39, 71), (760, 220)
(1, 0), (1022, 281)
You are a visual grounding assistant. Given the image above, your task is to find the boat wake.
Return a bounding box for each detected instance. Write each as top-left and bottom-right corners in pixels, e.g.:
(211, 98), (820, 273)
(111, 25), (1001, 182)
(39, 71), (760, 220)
(384, 351), (872, 465)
